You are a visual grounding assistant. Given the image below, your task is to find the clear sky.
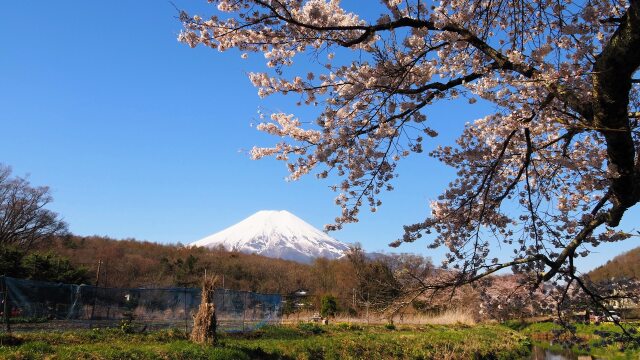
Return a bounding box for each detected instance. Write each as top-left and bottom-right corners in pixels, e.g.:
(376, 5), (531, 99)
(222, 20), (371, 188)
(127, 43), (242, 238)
(1, 1), (637, 272)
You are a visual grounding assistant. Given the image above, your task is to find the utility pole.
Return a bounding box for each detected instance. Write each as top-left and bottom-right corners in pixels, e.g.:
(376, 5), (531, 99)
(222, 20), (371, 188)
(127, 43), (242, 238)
(89, 260), (102, 327)
(95, 259), (103, 286)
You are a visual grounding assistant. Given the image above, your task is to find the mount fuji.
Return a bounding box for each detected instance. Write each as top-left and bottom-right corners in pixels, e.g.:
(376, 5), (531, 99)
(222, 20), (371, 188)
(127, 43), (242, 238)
(190, 210), (351, 263)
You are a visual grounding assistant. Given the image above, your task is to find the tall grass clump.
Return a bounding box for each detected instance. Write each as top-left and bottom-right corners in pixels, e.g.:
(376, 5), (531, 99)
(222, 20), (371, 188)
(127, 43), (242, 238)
(421, 309), (477, 326)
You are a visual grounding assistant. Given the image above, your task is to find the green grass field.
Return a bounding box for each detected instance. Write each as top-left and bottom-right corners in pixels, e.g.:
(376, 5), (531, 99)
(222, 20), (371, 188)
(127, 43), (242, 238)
(0, 323), (530, 360)
(0, 321), (638, 360)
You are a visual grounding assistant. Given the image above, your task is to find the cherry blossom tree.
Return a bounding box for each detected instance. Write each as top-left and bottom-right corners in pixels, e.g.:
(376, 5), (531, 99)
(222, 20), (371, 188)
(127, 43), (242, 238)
(179, 0), (640, 335)
(478, 274), (550, 322)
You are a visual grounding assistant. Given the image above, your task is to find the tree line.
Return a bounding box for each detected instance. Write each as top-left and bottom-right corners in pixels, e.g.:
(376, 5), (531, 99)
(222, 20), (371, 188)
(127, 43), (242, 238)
(2, 162), (637, 324)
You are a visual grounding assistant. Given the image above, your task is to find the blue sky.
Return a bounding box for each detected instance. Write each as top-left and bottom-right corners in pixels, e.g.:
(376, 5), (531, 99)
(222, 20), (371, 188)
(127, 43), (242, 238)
(1, 1), (637, 272)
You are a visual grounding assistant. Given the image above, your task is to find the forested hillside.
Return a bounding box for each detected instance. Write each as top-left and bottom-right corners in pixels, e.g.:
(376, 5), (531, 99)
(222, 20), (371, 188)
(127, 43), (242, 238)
(26, 235), (443, 314)
(589, 247), (640, 282)
(38, 235), (348, 294)
(18, 235), (558, 321)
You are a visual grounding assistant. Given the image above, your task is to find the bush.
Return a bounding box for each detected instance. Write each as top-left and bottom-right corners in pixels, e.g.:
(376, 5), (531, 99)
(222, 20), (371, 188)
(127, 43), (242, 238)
(0, 334), (23, 346)
(297, 322), (325, 335)
(502, 319), (529, 331)
(385, 323), (396, 331)
(334, 322), (363, 331)
(320, 295), (338, 318)
(0, 246), (89, 284)
(8, 316), (49, 324)
(149, 328), (187, 342)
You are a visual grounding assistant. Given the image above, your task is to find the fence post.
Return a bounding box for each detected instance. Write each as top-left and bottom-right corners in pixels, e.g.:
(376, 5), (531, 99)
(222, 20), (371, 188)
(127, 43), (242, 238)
(103, 262), (110, 320)
(242, 292), (247, 332)
(184, 287), (188, 335)
(3, 276), (10, 334)
(366, 292), (370, 325)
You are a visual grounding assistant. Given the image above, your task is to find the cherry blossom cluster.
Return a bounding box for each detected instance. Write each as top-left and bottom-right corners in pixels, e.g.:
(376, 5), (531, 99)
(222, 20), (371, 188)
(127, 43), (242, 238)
(179, 0), (640, 295)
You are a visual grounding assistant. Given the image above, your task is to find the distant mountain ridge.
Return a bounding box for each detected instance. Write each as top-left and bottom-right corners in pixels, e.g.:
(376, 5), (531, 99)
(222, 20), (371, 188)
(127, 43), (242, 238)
(190, 210), (351, 263)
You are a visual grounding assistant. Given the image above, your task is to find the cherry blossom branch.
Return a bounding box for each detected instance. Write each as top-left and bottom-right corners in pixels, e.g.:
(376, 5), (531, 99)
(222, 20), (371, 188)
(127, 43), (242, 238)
(194, 1), (593, 121)
(179, 1), (640, 334)
(351, 72), (486, 138)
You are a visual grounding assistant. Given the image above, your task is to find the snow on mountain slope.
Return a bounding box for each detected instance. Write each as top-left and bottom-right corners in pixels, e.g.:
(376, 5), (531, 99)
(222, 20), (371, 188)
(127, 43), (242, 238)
(190, 210), (350, 263)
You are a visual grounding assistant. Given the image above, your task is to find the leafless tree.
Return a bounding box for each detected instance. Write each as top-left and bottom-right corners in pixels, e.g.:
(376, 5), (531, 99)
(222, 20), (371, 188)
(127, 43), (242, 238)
(0, 164), (67, 251)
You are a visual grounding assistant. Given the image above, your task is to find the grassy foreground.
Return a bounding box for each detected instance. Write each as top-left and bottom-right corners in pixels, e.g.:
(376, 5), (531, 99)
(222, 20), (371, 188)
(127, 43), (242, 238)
(0, 323), (531, 360)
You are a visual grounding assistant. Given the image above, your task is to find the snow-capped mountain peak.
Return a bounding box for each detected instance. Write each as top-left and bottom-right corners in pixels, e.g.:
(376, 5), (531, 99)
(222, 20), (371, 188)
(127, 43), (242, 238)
(190, 210), (350, 263)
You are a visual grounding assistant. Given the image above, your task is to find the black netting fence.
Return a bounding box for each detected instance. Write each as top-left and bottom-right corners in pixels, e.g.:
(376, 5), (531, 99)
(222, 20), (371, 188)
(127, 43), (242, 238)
(0, 276), (282, 332)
